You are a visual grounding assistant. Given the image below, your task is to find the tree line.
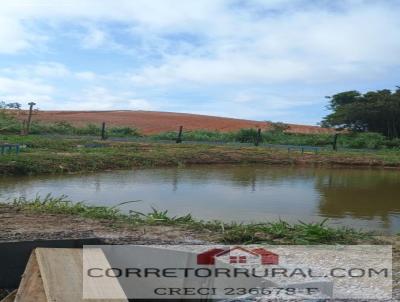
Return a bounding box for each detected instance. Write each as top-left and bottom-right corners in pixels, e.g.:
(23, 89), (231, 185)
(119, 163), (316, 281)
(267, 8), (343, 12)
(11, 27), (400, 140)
(322, 88), (400, 139)
(0, 101), (21, 110)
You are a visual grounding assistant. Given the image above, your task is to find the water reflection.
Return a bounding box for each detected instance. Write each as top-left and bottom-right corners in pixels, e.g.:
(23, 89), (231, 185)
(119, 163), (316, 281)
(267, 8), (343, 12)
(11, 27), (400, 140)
(314, 169), (400, 231)
(0, 165), (399, 233)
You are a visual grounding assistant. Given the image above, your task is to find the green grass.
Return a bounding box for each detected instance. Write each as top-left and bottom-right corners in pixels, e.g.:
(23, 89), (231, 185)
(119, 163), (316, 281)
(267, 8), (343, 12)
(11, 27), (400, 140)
(0, 113), (142, 137)
(8, 195), (370, 244)
(27, 122), (142, 137)
(152, 129), (400, 149)
(1, 134), (400, 176)
(2, 111), (400, 149)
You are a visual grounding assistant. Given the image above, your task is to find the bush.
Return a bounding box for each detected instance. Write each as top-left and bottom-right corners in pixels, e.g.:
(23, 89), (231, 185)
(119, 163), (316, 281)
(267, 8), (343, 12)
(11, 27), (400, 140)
(268, 121), (289, 133)
(384, 138), (400, 149)
(0, 111), (22, 133)
(262, 131), (332, 146)
(109, 126), (141, 137)
(340, 132), (387, 149)
(74, 123), (100, 135)
(30, 121), (75, 135)
(49, 121), (75, 134)
(152, 130), (235, 142)
(235, 128), (261, 143)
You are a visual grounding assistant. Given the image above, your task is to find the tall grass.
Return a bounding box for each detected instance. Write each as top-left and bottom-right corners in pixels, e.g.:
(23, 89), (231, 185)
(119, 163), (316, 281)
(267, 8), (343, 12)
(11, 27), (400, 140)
(0, 112), (142, 137)
(152, 129), (400, 149)
(1, 111), (399, 149)
(28, 121), (142, 137)
(8, 195), (370, 244)
(0, 111), (21, 133)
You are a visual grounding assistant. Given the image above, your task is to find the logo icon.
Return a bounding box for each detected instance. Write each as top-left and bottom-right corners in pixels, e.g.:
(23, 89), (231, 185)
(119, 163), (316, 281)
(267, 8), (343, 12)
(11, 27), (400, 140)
(197, 246), (279, 265)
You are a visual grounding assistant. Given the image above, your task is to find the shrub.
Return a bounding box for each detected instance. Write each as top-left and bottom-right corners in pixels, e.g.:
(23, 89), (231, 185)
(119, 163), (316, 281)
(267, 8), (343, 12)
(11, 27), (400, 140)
(384, 138), (400, 149)
(109, 126), (141, 137)
(235, 128), (261, 143)
(0, 111), (22, 133)
(75, 123), (100, 135)
(341, 132), (387, 149)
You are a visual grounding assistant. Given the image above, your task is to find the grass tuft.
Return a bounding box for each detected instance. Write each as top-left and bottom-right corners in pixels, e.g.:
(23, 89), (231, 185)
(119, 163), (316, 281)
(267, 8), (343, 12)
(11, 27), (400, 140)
(7, 195), (371, 244)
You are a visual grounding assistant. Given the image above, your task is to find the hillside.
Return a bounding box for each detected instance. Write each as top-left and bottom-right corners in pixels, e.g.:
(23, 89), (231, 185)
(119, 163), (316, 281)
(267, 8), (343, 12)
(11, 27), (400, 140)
(22, 110), (332, 134)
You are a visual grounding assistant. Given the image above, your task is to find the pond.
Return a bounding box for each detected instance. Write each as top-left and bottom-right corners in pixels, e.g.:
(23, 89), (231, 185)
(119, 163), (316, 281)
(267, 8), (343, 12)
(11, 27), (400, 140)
(1, 165), (399, 234)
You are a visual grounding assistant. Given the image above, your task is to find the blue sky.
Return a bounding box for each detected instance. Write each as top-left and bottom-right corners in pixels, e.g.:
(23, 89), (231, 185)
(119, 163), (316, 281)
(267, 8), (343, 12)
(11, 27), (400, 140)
(0, 0), (399, 125)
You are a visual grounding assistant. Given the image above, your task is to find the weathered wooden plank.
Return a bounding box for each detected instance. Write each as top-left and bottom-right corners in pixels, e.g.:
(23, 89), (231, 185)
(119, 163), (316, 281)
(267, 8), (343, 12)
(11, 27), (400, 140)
(35, 248), (83, 302)
(14, 250), (47, 302)
(35, 248), (127, 302)
(14, 248), (128, 302)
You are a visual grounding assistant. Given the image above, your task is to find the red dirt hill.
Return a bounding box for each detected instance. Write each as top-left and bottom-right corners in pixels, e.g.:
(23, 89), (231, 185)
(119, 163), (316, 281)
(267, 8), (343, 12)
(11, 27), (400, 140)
(26, 110), (332, 134)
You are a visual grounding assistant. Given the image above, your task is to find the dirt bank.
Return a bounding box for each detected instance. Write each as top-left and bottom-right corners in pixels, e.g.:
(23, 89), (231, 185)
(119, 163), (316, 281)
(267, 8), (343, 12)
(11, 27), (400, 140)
(0, 205), (210, 244)
(2, 140), (400, 177)
(16, 110), (333, 134)
(1, 204), (398, 300)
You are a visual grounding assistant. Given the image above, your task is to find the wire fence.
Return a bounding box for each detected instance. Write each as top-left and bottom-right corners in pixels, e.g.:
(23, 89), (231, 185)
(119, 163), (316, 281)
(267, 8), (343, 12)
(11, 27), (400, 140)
(18, 133), (367, 154)
(2, 123), (390, 155)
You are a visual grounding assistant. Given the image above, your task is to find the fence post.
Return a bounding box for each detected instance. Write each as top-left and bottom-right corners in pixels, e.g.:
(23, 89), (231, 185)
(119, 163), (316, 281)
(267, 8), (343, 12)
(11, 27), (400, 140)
(333, 133), (339, 151)
(176, 126), (183, 143)
(26, 102), (36, 135)
(21, 120), (27, 135)
(101, 122), (106, 140)
(255, 128), (261, 146)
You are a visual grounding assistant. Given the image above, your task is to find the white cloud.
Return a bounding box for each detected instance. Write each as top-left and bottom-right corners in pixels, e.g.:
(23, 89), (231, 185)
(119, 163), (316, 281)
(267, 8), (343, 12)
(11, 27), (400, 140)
(120, 1), (400, 86)
(0, 18), (32, 53)
(1, 62), (70, 78)
(0, 77), (53, 95)
(66, 86), (154, 110)
(81, 27), (107, 49)
(34, 62), (70, 77)
(0, 76), (54, 109)
(1, 1), (399, 80)
(1, 62), (103, 83)
(75, 71), (97, 81)
(130, 57), (312, 85)
(0, 0), (399, 123)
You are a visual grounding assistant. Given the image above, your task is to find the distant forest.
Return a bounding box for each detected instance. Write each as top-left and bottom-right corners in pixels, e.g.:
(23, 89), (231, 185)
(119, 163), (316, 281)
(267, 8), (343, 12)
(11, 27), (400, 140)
(322, 88), (400, 138)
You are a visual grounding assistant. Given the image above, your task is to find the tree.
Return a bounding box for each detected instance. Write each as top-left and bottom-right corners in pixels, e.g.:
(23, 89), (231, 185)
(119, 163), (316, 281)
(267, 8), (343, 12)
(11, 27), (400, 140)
(321, 88), (400, 139)
(0, 101), (22, 110)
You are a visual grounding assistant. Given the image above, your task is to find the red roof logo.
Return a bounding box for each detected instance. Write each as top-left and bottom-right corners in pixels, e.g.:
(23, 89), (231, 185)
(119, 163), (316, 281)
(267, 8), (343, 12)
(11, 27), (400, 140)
(197, 246), (279, 265)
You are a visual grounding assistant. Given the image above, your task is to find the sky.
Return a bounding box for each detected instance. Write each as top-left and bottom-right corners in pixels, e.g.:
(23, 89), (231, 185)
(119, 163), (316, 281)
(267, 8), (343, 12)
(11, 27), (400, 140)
(0, 0), (399, 125)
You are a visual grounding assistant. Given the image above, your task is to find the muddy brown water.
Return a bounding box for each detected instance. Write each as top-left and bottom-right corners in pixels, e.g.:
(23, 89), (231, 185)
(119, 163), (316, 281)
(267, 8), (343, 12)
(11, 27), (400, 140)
(1, 165), (399, 234)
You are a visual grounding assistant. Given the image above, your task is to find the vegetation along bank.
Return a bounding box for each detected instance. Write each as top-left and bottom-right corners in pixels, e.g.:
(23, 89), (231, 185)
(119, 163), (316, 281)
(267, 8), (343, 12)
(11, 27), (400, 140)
(1, 135), (400, 176)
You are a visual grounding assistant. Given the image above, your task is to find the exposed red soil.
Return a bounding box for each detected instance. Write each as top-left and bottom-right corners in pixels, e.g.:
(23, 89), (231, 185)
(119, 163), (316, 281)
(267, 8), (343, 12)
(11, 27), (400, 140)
(19, 110), (333, 134)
